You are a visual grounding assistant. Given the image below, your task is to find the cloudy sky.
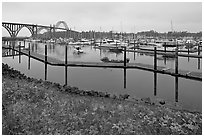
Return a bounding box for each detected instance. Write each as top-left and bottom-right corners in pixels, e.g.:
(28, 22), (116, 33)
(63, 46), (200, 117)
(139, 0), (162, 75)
(2, 2), (202, 36)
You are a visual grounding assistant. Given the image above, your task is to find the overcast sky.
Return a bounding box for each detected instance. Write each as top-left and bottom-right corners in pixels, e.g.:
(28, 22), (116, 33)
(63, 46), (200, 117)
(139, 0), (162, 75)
(2, 2), (202, 36)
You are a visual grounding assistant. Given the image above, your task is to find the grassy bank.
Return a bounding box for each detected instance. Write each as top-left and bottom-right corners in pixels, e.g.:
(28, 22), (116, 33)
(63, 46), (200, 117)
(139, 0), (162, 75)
(2, 63), (202, 135)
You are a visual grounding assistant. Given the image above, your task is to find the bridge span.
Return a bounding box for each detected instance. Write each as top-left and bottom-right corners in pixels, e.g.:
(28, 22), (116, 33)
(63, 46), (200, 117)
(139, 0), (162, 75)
(2, 21), (71, 39)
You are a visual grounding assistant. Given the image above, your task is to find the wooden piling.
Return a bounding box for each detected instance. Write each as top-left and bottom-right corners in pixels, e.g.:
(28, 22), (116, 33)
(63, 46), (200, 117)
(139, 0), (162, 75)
(65, 44), (68, 85)
(24, 40), (26, 47)
(45, 44), (47, 60)
(175, 44), (178, 74)
(28, 43), (31, 70)
(124, 46), (127, 67)
(45, 44), (47, 80)
(19, 42), (21, 63)
(198, 45), (201, 70)
(134, 40), (136, 51)
(12, 41), (15, 59)
(154, 47), (157, 71)
(198, 45), (200, 55)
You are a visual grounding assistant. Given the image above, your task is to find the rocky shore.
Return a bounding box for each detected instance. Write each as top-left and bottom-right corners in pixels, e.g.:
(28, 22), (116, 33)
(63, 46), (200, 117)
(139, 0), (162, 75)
(2, 63), (202, 135)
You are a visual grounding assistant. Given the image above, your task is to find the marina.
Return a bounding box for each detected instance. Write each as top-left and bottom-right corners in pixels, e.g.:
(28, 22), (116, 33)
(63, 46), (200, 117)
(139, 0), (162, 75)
(2, 39), (202, 112)
(2, 2), (202, 135)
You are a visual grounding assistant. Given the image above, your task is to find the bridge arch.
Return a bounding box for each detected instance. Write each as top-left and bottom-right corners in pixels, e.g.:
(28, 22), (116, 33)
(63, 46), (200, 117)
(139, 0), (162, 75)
(56, 21), (69, 30)
(2, 25), (13, 37)
(2, 27), (11, 37)
(15, 25), (34, 37)
(2, 24), (34, 37)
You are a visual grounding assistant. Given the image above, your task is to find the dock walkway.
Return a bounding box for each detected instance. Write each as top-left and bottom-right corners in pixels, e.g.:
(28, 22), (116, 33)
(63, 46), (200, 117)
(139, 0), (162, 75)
(126, 49), (202, 58)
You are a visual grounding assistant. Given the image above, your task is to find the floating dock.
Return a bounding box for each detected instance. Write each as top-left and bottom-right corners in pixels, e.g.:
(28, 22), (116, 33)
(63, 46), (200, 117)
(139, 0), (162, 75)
(126, 49), (202, 59)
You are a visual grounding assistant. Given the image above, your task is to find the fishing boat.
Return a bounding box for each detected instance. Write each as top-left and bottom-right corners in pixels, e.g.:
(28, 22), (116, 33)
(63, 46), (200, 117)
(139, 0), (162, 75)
(101, 57), (130, 63)
(96, 39), (128, 48)
(80, 39), (91, 45)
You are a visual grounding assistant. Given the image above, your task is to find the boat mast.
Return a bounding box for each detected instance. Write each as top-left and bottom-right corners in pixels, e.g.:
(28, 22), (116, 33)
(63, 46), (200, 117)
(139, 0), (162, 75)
(120, 21), (123, 45)
(171, 20), (174, 32)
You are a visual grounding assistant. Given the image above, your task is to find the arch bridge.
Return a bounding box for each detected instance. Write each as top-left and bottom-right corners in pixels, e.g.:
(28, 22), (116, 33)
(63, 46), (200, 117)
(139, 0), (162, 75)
(2, 21), (69, 39)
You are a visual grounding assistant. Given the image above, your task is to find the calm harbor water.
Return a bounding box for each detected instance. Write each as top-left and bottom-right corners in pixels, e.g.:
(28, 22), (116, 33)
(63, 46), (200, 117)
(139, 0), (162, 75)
(2, 41), (202, 112)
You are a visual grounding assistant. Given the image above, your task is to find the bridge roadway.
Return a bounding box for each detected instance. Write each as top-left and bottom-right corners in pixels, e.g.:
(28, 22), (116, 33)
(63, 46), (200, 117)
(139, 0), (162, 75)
(2, 22), (67, 31)
(2, 45), (202, 81)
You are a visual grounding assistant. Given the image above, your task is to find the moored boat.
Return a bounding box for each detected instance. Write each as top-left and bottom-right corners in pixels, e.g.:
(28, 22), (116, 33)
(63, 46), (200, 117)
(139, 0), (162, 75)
(73, 46), (84, 54)
(101, 57), (130, 63)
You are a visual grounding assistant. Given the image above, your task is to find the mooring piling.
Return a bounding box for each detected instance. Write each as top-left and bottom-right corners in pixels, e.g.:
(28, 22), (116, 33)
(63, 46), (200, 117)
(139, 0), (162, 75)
(45, 44), (47, 80)
(65, 44), (68, 85)
(124, 46), (127, 67)
(175, 44), (179, 74)
(28, 43), (31, 70)
(12, 41), (15, 59)
(19, 42), (21, 63)
(198, 45), (200, 55)
(154, 47), (157, 71)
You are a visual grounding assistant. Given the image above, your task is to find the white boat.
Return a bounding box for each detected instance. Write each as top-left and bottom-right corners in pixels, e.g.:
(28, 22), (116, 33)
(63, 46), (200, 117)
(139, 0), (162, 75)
(73, 46), (84, 53)
(69, 39), (91, 45)
(96, 39), (128, 48)
(80, 39), (91, 45)
(147, 42), (163, 47)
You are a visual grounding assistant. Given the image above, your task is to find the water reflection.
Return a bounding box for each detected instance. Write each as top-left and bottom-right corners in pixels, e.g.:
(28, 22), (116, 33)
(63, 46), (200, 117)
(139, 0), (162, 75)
(124, 68), (126, 89)
(175, 76), (179, 102)
(2, 40), (202, 112)
(28, 55), (30, 70)
(198, 58), (200, 70)
(154, 72), (157, 96)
